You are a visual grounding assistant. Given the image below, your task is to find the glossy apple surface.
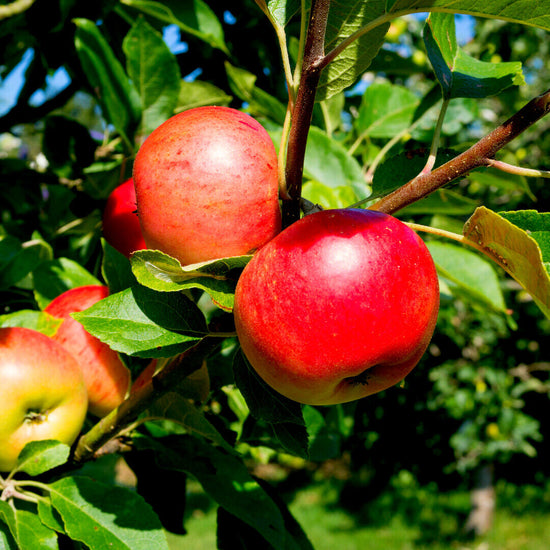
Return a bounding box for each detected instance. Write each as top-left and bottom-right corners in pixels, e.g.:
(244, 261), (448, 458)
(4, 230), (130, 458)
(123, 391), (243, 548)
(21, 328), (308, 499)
(234, 209), (440, 405)
(102, 178), (147, 258)
(133, 106), (281, 266)
(0, 327), (88, 472)
(45, 285), (131, 417)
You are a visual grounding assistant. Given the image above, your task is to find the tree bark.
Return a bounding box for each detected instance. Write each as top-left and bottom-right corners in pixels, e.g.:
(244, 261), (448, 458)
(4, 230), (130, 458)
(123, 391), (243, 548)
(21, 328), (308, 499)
(464, 463), (496, 536)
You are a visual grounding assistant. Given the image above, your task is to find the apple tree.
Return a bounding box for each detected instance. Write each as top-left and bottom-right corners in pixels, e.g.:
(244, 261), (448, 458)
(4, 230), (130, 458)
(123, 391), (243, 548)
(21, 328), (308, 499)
(1, 0), (550, 547)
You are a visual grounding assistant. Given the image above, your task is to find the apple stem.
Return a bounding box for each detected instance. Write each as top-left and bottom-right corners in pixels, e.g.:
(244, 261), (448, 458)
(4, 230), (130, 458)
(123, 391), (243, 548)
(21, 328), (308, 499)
(369, 88), (550, 214)
(485, 158), (550, 179)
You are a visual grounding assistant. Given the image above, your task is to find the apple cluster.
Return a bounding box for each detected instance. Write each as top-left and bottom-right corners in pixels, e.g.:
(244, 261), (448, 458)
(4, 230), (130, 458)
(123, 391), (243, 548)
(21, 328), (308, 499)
(128, 105), (439, 404)
(0, 106), (439, 472)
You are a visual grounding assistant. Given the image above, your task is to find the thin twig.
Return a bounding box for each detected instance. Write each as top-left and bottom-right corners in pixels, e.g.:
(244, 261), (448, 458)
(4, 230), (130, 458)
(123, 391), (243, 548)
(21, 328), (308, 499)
(73, 336), (221, 463)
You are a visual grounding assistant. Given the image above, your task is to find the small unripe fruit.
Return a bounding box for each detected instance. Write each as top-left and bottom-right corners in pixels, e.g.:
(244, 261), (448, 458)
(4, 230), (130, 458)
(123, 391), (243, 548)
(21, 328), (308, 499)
(133, 106), (281, 266)
(234, 209), (440, 405)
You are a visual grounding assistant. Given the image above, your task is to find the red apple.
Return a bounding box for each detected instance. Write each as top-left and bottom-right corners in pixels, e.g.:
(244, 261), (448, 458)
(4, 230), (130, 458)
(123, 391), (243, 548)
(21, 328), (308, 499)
(45, 285), (131, 417)
(133, 106), (281, 266)
(233, 209), (440, 405)
(102, 178), (146, 258)
(0, 327), (88, 472)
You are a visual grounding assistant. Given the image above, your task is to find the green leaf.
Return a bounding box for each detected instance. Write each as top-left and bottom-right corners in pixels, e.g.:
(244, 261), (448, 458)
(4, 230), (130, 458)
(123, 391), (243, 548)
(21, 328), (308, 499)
(233, 349), (305, 426)
(0, 518), (17, 550)
(14, 441), (70, 477)
(135, 434), (288, 549)
(268, 0), (301, 26)
(101, 240), (137, 296)
(317, 1), (390, 101)
(0, 236), (52, 289)
(147, 393), (232, 451)
(303, 125), (366, 199)
(131, 249), (250, 312)
(0, 311), (61, 337)
(225, 62), (287, 125)
(400, 189), (479, 216)
(36, 501), (65, 536)
(321, 0), (550, 100)
(72, 285), (207, 358)
(355, 81), (420, 138)
(123, 17), (181, 136)
(268, 125), (370, 197)
(176, 80), (232, 111)
(303, 406), (341, 462)
(371, 148), (460, 200)
(49, 476), (169, 550)
(468, 167), (536, 201)
(32, 258), (101, 310)
(0, 501), (58, 550)
(423, 13), (524, 99)
(463, 207), (550, 318)
(121, 0), (229, 54)
(388, 1), (550, 31)
(302, 180), (358, 210)
(271, 421), (309, 459)
(74, 18), (141, 148)
(426, 241), (508, 314)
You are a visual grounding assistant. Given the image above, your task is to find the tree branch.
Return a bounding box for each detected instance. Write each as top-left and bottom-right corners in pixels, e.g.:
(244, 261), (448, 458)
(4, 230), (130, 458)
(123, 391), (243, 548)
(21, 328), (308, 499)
(73, 336), (221, 463)
(282, 0), (331, 227)
(369, 89), (550, 214)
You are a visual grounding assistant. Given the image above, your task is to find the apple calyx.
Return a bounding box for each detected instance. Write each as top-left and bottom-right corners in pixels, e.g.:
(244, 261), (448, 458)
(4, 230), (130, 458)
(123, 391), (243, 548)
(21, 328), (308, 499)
(25, 409), (49, 424)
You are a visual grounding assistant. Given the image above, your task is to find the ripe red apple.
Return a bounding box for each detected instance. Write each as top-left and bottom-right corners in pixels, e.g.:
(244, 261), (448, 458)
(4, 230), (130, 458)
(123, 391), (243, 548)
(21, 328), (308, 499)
(0, 327), (88, 472)
(133, 106), (281, 266)
(233, 209), (440, 405)
(102, 178), (146, 258)
(45, 285), (131, 417)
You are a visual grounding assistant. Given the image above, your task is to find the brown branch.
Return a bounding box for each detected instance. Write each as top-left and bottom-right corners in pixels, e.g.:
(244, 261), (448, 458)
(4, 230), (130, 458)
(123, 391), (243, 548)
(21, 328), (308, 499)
(369, 89), (550, 215)
(73, 336), (221, 463)
(282, 0), (331, 228)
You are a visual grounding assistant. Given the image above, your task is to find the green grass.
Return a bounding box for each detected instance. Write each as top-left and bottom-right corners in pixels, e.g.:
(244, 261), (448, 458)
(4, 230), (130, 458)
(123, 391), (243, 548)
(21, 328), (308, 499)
(167, 478), (550, 550)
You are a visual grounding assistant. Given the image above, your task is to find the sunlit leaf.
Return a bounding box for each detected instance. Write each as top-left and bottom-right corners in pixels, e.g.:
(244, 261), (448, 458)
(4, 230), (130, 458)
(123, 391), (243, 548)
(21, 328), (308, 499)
(123, 16), (181, 135)
(423, 13), (524, 99)
(463, 207), (550, 318)
(426, 241), (508, 314)
(74, 18), (141, 148)
(131, 250), (250, 312)
(73, 285), (207, 358)
(120, 0), (229, 53)
(355, 81), (420, 138)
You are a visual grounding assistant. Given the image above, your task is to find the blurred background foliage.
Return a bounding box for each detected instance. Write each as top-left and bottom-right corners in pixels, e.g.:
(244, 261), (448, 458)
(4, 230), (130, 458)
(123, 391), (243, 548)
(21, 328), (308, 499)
(1, 0), (550, 546)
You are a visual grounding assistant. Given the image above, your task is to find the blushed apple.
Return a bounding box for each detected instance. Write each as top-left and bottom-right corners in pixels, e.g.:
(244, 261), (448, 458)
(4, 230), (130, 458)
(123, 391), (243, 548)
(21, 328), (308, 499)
(102, 178), (146, 258)
(0, 327), (88, 472)
(234, 209), (440, 405)
(45, 285), (131, 417)
(133, 106), (281, 266)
